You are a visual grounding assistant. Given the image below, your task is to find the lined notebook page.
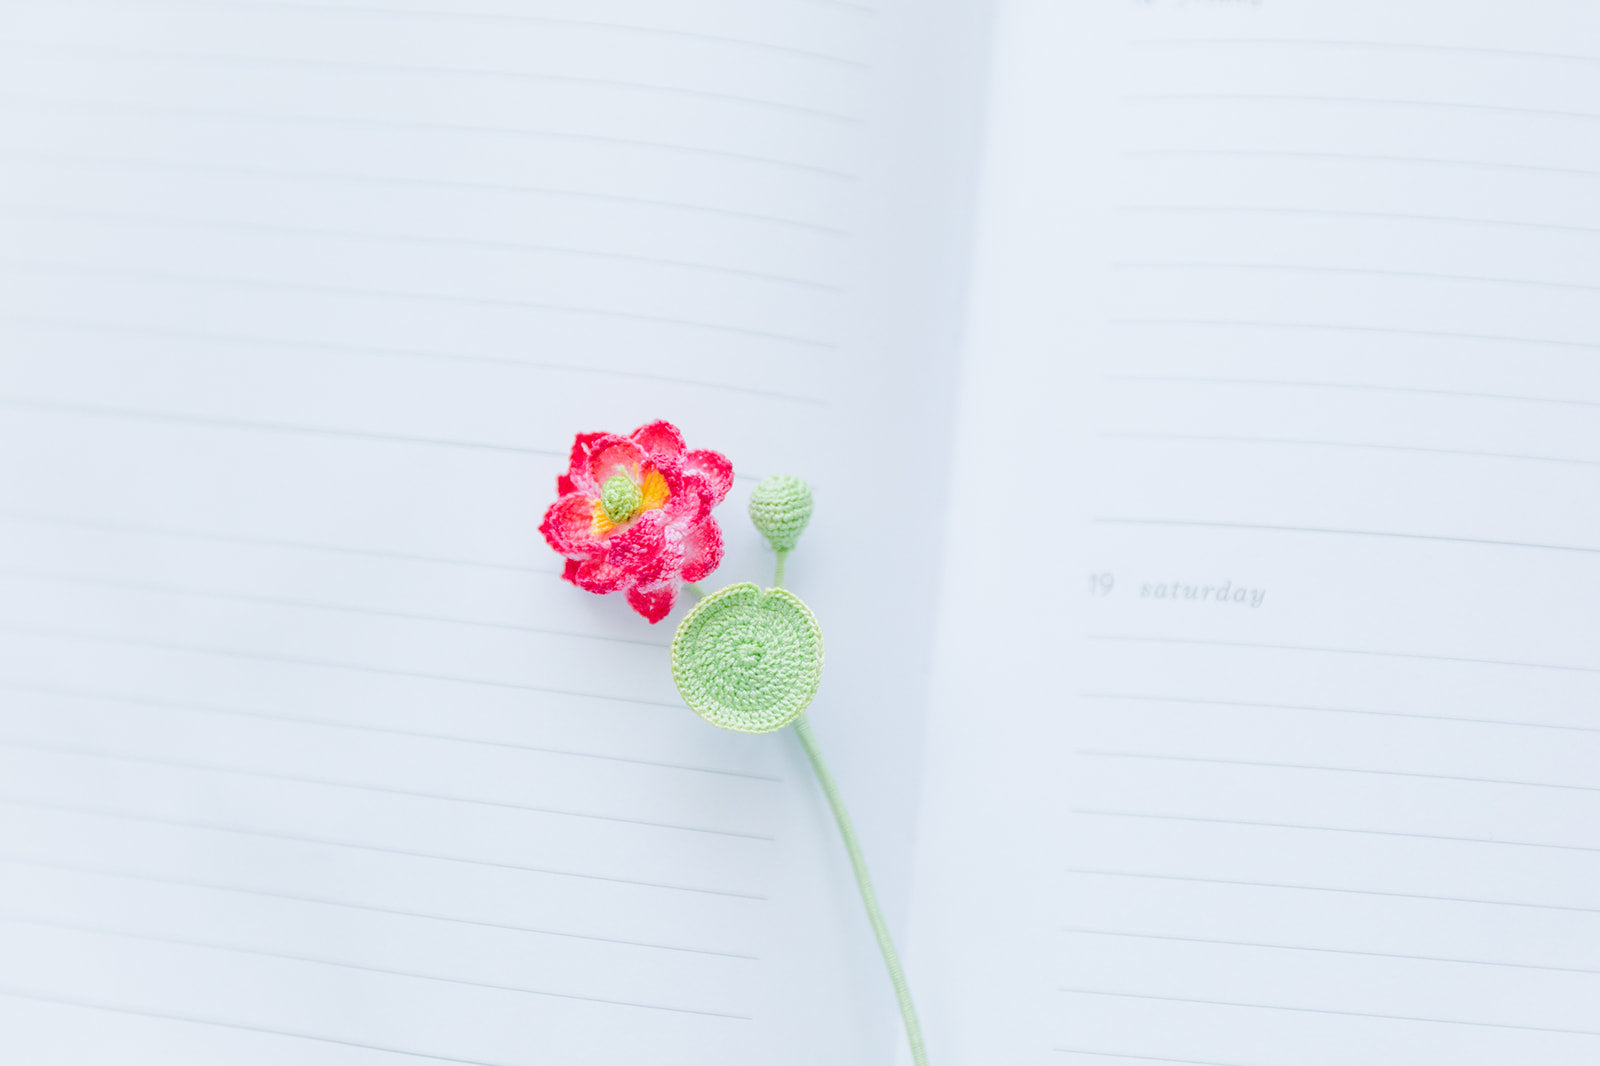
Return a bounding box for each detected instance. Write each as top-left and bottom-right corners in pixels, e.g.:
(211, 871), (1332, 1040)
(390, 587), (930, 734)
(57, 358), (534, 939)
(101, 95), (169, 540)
(912, 2), (1600, 1064)
(0, 2), (984, 1062)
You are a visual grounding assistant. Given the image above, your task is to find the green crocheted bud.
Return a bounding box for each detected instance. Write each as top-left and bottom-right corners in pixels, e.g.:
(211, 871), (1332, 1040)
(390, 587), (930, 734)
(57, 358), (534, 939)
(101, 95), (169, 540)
(599, 473), (643, 526)
(748, 474), (813, 552)
(671, 583), (823, 734)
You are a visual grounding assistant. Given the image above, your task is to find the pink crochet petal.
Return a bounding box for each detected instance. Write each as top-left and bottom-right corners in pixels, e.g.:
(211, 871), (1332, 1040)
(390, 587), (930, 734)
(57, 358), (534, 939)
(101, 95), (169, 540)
(605, 508), (668, 573)
(617, 513), (686, 587)
(643, 539), (685, 586)
(626, 580), (678, 624)
(564, 431), (608, 495)
(587, 436), (648, 488)
(539, 492), (601, 555)
(647, 451), (684, 484)
(662, 488), (706, 525)
(684, 449), (733, 504)
(560, 557), (582, 585)
(574, 556), (629, 594)
(630, 420), (686, 460)
(654, 464), (705, 523)
(678, 516), (724, 584)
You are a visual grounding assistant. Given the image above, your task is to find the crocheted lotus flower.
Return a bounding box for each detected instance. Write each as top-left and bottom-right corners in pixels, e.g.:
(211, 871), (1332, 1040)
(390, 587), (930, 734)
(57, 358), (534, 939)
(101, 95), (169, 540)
(540, 420), (733, 623)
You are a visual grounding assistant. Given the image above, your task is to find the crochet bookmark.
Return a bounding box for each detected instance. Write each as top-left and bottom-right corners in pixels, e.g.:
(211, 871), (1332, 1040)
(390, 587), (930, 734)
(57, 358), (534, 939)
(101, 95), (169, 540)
(541, 421), (928, 1065)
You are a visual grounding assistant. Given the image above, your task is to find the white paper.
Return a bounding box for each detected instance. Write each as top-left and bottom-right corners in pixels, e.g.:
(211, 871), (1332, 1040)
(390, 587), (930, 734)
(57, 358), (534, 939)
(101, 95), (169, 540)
(912, 2), (1600, 1063)
(0, 1), (988, 1062)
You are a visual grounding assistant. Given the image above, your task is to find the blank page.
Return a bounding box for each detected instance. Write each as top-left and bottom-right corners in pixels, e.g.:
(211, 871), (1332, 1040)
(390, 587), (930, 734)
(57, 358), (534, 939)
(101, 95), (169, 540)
(912, 2), (1600, 1063)
(0, 2), (986, 1063)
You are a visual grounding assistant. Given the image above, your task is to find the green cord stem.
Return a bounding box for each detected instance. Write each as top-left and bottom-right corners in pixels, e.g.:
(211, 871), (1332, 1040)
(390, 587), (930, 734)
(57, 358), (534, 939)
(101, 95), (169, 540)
(791, 715), (928, 1066)
(768, 541), (924, 1060)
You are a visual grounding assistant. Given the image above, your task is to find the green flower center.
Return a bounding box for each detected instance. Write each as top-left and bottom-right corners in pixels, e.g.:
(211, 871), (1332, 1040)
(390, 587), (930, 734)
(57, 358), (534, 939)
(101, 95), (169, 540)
(600, 473), (643, 526)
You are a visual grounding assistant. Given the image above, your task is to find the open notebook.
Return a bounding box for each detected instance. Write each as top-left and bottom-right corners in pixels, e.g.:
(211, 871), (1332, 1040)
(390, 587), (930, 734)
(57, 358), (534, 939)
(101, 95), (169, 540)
(2, 1), (1598, 1063)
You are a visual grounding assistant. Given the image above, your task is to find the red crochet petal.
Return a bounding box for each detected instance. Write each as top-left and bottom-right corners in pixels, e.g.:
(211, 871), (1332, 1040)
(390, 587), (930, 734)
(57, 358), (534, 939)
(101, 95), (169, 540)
(560, 557), (582, 584)
(663, 490), (705, 525)
(564, 431), (609, 495)
(684, 449), (733, 504)
(630, 420), (686, 460)
(679, 517), (724, 584)
(626, 580), (677, 624)
(654, 463), (705, 522)
(587, 436), (648, 489)
(574, 556), (629, 594)
(605, 509), (668, 573)
(539, 492), (601, 555)
(644, 540), (685, 586)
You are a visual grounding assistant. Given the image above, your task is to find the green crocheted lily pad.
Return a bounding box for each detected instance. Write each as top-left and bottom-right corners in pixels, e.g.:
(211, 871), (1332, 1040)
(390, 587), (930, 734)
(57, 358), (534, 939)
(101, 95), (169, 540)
(671, 583), (823, 734)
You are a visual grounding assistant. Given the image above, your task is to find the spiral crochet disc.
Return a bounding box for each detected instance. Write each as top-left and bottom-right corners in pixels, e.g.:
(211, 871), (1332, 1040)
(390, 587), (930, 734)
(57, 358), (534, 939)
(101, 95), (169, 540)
(670, 583), (824, 734)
